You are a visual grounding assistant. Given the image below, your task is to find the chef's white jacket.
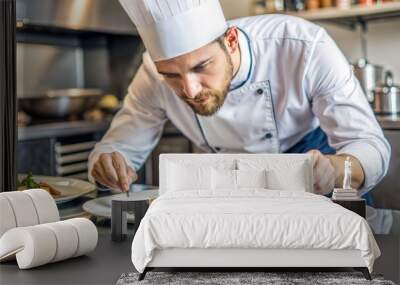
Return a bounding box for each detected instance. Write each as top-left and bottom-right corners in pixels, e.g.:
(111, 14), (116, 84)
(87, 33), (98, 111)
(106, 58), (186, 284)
(89, 14), (390, 194)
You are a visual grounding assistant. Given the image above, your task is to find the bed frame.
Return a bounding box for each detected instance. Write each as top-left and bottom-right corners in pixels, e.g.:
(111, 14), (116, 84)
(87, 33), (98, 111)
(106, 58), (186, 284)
(137, 154), (372, 281)
(138, 248), (371, 280)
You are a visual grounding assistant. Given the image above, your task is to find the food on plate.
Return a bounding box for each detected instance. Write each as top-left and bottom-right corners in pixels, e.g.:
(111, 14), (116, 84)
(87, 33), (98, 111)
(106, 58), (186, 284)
(99, 94), (119, 109)
(18, 172), (61, 197)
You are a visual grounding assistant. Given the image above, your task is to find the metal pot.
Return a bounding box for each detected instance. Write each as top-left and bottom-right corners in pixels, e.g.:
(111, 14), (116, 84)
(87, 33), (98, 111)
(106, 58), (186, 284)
(19, 88), (103, 118)
(353, 58), (385, 103)
(373, 72), (400, 115)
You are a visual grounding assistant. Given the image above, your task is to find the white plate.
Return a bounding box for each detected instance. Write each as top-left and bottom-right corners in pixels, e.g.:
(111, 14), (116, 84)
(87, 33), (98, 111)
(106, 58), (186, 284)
(83, 186), (158, 223)
(18, 174), (96, 204)
(97, 182), (157, 194)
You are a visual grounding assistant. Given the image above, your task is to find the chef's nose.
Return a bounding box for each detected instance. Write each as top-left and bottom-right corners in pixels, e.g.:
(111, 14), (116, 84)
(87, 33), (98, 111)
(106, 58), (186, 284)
(182, 74), (202, 99)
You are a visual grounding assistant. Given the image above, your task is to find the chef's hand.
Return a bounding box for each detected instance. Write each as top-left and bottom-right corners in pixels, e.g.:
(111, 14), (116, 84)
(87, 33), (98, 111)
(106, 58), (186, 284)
(91, 152), (137, 192)
(308, 150), (336, 195)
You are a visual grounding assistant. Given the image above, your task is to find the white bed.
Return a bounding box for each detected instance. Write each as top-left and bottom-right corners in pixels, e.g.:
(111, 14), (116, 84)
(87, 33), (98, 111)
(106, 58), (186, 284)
(131, 154), (380, 280)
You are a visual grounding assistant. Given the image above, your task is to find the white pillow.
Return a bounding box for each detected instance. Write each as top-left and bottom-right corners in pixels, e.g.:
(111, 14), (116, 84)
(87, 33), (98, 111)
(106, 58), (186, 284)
(211, 169), (268, 191)
(266, 166), (307, 191)
(211, 168), (236, 190)
(237, 158), (310, 192)
(167, 162), (211, 191)
(236, 169), (268, 189)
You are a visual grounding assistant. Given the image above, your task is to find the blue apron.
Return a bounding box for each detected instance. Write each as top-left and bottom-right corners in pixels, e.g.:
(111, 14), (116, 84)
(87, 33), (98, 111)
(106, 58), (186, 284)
(285, 127), (373, 205)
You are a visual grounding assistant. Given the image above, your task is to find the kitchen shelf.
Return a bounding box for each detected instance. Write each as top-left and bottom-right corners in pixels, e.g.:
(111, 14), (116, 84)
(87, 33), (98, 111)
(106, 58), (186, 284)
(271, 2), (400, 28)
(286, 2), (400, 20)
(16, 21), (139, 37)
(18, 119), (112, 141)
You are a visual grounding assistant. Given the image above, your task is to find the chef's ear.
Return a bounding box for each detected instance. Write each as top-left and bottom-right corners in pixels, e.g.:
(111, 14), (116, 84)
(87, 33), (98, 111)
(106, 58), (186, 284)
(223, 27), (239, 54)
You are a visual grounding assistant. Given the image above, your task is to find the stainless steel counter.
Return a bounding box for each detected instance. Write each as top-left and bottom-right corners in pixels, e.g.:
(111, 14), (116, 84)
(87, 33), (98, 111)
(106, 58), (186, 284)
(376, 115), (400, 130)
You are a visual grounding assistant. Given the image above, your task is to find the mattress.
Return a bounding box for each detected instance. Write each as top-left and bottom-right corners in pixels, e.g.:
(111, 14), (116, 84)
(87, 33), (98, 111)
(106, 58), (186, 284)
(131, 190), (380, 273)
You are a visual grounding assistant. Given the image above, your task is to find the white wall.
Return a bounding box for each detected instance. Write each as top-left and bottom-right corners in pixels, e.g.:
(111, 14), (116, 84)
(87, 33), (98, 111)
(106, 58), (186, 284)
(220, 0), (400, 83)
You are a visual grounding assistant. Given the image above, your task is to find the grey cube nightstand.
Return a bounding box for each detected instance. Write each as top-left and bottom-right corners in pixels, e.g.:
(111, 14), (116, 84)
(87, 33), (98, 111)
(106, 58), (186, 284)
(332, 199), (366, 218)
(111, 189), (159, 242)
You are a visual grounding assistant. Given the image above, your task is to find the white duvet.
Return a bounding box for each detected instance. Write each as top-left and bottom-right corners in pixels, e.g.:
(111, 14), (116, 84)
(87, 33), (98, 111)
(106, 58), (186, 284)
(131, 190), (380, 273)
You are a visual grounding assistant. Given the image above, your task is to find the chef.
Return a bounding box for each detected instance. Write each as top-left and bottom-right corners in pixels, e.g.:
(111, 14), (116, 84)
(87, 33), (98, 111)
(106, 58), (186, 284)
(88, 0), (390, 201)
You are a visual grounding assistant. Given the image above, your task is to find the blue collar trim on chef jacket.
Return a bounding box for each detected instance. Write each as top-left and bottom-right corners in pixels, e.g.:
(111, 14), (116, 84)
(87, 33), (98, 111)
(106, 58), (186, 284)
(229, 28), (253, 91)
(284, 126), (373, 205)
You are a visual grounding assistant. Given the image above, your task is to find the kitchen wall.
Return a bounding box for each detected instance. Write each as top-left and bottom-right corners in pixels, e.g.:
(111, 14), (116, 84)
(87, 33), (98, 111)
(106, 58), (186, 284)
(321, 20), (400, 80)
(219, 0), (400, 82)
(219, 0), (253, 19)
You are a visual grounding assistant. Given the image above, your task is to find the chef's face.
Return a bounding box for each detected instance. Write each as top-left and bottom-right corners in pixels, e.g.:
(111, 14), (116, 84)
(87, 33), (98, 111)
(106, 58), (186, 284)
(155, 32), (235, 116)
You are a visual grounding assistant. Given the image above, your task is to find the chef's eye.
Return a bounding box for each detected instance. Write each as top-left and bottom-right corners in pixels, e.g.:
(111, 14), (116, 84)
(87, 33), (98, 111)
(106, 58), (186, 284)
(193, 62), (210, 73)
(193, 65), (205, 72)
(162, 73), (180, 79)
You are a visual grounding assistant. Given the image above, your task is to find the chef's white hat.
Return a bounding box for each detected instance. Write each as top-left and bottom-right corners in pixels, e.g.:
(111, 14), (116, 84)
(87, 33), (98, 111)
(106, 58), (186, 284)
(119, 0), (228, 61)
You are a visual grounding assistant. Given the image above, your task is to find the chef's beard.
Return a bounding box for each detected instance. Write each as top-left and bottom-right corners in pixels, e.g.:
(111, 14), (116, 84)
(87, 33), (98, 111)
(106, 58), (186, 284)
(186, 51), (233, 116)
